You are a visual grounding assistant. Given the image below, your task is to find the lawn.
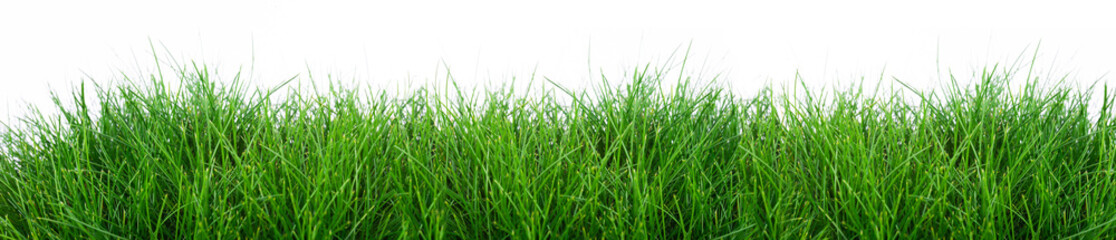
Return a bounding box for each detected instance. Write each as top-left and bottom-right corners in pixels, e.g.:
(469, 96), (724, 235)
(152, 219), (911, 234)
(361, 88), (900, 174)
(2, 56), (1116, 239)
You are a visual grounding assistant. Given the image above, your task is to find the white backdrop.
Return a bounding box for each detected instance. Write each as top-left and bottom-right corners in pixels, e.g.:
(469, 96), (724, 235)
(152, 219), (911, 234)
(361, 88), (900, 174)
(2, 0), (1115, 120)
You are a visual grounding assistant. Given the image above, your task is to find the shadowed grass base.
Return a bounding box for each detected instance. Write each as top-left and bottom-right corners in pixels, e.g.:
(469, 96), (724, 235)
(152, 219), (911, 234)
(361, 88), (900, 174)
(2, 60), (1116, 239)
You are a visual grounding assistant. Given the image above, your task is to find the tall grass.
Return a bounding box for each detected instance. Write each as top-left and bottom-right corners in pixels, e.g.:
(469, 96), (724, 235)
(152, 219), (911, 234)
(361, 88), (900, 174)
(2, 57), (1116, 239)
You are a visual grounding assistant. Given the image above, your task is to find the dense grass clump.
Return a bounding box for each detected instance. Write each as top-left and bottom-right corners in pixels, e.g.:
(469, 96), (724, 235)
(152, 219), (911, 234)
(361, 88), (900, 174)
(3, 59), (1116, 239)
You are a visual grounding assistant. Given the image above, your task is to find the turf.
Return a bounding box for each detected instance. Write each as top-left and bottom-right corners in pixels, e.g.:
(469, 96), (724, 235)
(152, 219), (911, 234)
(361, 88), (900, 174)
(2, 56), (1116, 239)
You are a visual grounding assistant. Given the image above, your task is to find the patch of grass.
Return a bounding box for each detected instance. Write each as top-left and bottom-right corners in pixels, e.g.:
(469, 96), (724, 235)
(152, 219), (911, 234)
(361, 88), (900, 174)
(2, 56), (1116, 239)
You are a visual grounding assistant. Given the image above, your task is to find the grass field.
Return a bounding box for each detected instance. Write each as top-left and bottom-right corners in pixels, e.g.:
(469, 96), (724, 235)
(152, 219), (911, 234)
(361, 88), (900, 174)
(3, 56), (1116, 239)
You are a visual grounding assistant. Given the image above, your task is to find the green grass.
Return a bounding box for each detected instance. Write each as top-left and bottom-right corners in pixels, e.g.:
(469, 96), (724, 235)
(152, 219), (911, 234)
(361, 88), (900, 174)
(2, 55), (1116, 239)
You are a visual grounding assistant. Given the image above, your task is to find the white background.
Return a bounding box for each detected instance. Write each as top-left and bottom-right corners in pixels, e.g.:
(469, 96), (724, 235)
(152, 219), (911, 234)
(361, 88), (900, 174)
(2, 0), (1115, 121)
